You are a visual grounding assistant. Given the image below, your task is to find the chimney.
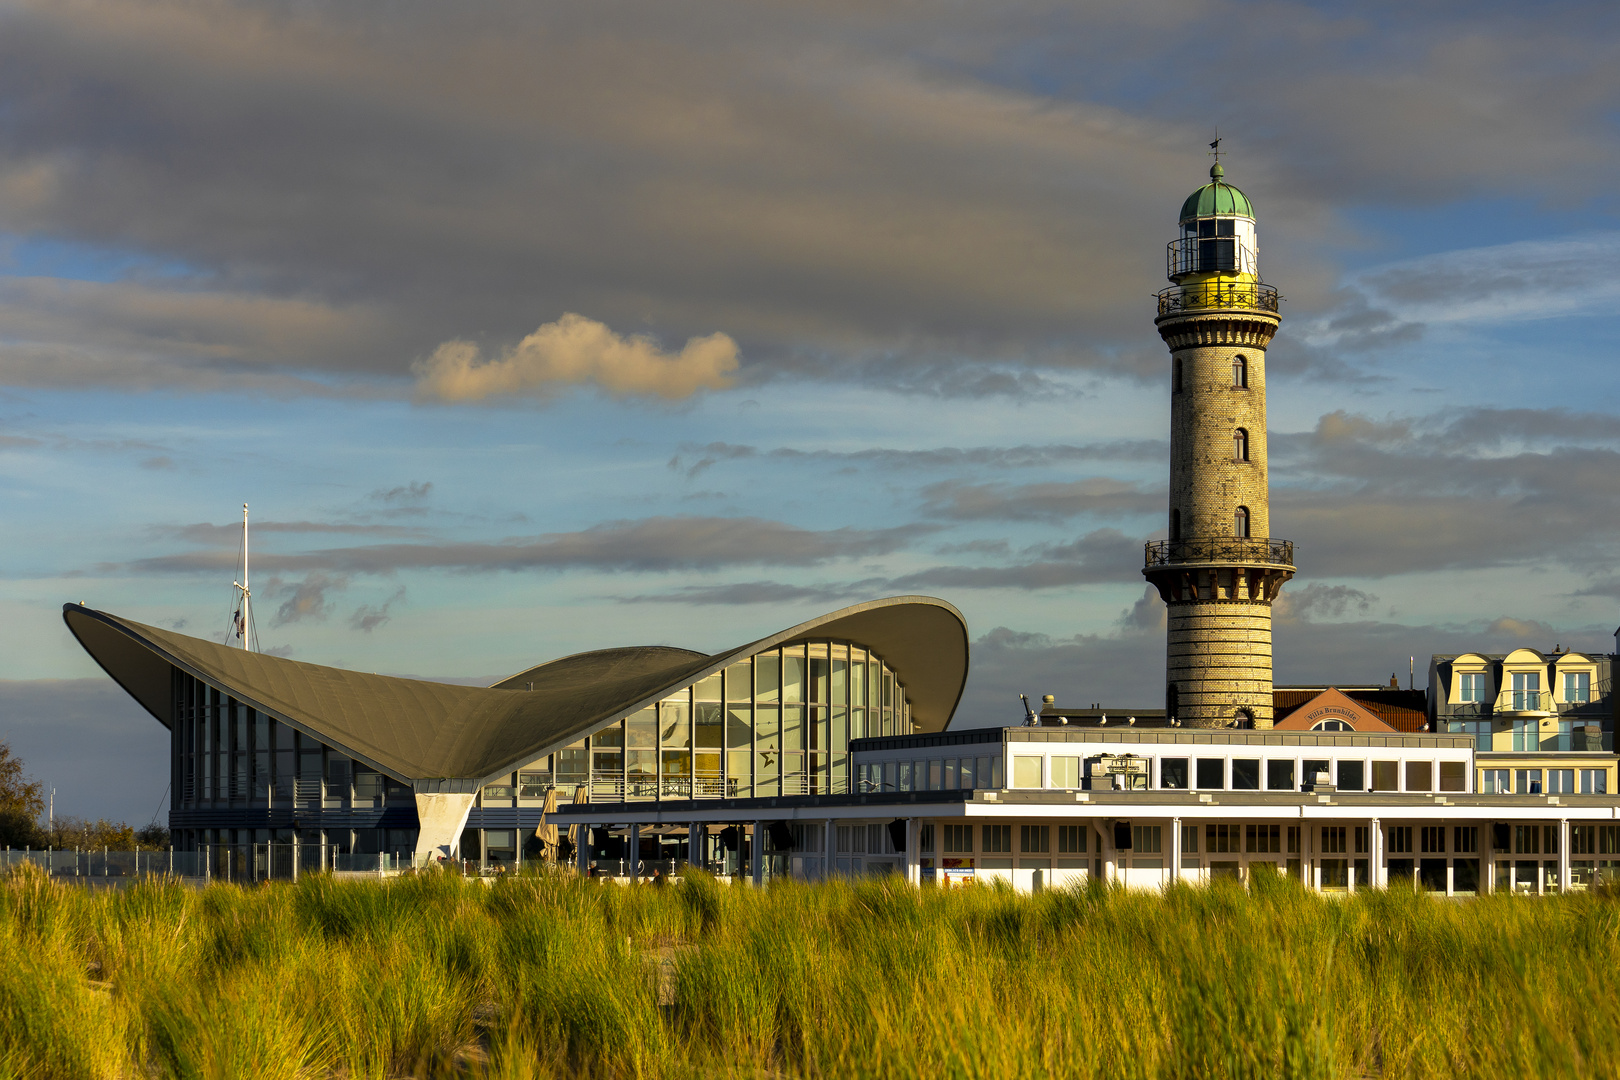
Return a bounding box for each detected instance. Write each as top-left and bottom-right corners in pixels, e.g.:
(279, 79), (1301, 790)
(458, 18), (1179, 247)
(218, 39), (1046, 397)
(1390, 673), (1398, 689)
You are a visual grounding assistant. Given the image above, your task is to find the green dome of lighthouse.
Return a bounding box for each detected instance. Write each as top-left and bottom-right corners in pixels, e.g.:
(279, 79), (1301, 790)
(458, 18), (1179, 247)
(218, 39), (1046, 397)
(1179, 162), (1254, 222)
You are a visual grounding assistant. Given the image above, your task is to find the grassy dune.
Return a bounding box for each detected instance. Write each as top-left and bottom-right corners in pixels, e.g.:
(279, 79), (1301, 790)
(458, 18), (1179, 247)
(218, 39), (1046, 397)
(0, 866), (1615, 1078)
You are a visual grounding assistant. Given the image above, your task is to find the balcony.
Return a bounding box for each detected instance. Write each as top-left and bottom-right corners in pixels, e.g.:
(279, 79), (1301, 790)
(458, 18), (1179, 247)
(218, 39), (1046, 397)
(1144, 537), (1294, 569)
(1494, 690), (1554, 716)
(1156, 281), (1279, 317)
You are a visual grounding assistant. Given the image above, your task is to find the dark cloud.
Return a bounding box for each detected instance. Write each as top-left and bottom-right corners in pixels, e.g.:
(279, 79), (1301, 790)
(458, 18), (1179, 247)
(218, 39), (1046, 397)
(3, 3), (1615, 395)
(919, 477), (1161, 522)
(1270, 407), (1620, 579)
(116, 515), (937, 576)
(0, 678), (168, 823)
(952, 611), (1619, 730)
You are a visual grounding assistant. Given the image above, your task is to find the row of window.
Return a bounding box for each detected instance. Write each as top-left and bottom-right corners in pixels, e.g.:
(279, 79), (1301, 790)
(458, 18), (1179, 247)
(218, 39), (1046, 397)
(1445, 719), (1609, 753)
(1480, 768), (1608, 795)
(855, 755), (1002, 794)
(1457, 671), (1592, 704)
(1009, 754), (1468, 794)
(171, 673), (396, 806)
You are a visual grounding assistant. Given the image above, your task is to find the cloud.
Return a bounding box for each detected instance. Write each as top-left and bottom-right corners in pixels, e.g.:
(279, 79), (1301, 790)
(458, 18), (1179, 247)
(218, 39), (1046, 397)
(413, 314), (740, 403)
(21, 1), (1619, 393)
(953, 611), (1620, 729)
(268, 571), (349, 626)
(1275, 584), (1378, 625)
(1484, 616), (1558, 641)
(1268, 406), (1620, 579)
(116, 515), (935, 576)
(370, 481), (432, 503)
(350, 585), (406, 632)
(668, 440), (1166, 477)
(615, 580), (877, 606)
(919, 477), (1161, 522)
(889, 528), (1141, 592)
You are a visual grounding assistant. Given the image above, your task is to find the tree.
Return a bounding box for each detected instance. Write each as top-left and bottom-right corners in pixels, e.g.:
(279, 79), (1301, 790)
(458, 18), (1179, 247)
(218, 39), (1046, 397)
(0, 741), (44, 819)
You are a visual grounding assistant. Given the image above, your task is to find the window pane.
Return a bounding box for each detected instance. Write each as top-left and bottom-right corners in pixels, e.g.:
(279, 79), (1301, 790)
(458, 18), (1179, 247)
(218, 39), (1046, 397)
(1196, 759), (1224, 789)
(1013, 756), (1043, 788)
(782, 647), (805, 703)
(1161, 758), (1188, 788)
(755, 653), (781, 703)
(1405, 760), (1432, 792)
(1231, 759), (1260, 790)
(1266, 759), (1294, 791)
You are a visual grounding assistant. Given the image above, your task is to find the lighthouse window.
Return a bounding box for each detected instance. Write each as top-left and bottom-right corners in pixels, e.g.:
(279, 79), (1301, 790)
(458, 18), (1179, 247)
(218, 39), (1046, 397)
(1173, 357), (1183, 392)
(1233, 428), (1249, 462)
(1234, 506), (1249, 538)
(1233, 355), (1247, 388)
(1170, 509), (1181, 540)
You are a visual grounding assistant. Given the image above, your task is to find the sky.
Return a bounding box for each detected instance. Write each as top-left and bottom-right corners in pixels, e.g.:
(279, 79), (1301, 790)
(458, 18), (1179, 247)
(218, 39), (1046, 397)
(3, 0), (1620, 824)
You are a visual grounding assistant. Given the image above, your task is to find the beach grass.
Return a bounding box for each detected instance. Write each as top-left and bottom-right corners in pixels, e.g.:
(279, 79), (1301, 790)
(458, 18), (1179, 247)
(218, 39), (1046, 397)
(0, 865), (1615, 1078)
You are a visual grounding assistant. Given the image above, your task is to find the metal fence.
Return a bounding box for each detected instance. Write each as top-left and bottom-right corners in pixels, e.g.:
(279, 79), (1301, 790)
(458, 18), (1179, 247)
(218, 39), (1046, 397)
(0, 845), (401, 883)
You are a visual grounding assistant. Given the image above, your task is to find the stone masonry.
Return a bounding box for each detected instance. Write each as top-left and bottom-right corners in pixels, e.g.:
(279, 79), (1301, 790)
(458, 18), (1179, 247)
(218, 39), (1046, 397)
(1145, 307), (1294, 728)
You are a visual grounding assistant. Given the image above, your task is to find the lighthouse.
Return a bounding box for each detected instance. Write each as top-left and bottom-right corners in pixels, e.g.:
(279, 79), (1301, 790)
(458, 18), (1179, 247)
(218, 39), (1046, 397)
(1142, 157), (1294, 729)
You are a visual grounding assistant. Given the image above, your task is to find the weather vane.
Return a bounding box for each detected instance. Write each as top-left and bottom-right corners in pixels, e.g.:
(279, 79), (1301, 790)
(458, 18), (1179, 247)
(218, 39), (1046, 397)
(1209, 130), (1223, 167)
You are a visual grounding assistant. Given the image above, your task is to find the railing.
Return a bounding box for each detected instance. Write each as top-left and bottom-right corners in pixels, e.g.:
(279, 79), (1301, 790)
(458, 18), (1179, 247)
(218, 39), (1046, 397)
(1495, 690), (1554, 713)
(1144, 537), (1294, 568)
(1157, 281), (1279, 316)
(1167, 237), (1258, 278)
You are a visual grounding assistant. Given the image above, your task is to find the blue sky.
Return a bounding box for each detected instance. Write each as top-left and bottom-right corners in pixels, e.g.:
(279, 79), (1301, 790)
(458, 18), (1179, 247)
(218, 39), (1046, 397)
(3, 0), (1620, 822)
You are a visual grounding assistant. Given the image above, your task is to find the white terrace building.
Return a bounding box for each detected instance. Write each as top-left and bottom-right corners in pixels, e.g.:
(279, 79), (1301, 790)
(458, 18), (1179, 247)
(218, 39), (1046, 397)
(557, 723), (1620, 897)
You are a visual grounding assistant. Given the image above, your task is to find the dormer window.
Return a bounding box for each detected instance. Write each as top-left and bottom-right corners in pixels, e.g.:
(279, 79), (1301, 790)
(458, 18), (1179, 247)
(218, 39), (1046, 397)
(1565, 671), (1591, 703)
(1458, 672), (1485, 703)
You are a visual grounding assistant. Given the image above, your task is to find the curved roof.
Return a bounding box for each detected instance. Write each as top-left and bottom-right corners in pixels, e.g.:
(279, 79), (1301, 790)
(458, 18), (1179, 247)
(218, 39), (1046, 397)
(63, 596), (969, 786)
(1180, 164), (1254, 222)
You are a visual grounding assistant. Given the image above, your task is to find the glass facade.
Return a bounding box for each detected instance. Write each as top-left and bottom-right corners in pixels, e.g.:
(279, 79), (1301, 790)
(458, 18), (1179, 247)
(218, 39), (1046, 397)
(170, 669), (414, 858)
(524, 639), (912, 803)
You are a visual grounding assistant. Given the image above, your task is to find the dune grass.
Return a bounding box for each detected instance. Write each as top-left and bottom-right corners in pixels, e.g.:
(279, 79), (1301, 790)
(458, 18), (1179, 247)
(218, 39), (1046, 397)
(0, 865), (1615, 1079)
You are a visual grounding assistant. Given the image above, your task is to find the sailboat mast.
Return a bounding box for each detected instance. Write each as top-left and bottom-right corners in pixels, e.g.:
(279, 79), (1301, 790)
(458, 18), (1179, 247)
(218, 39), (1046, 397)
(241, 503), (250, 651)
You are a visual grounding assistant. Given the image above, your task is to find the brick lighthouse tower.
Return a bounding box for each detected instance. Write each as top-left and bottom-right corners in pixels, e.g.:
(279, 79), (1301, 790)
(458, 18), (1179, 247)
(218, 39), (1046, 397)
(1142, 155), (1295, 729)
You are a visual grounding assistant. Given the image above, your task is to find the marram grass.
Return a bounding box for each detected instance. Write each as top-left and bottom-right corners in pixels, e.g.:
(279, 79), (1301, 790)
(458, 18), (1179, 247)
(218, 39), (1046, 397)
(0, 866), (1615, 1079)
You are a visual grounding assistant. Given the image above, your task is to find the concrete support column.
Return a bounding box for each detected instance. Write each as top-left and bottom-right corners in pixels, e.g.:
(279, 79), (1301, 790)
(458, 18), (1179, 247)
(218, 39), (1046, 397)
(1170, 818), (1181, 882)
(479, 828), (487, 873)
(1371, 818), (1383, 888)
(689, 822), (703, 870)
(904, 819), (920, 886)
(1484, 823), (1496, 894)
(629, 823), (641, 879)
(824, 818), (836, 880)
(751, 822), (765, 886)
(578, 824), (591, 875)
(1560, 818), (1570, 894)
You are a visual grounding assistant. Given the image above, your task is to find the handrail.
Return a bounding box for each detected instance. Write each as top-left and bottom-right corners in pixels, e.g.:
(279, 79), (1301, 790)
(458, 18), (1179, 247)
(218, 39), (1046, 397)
(1166, 237), (1259, 278)
(1157, 281), (1279, 316)
(1144, 537), (1294, 568)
